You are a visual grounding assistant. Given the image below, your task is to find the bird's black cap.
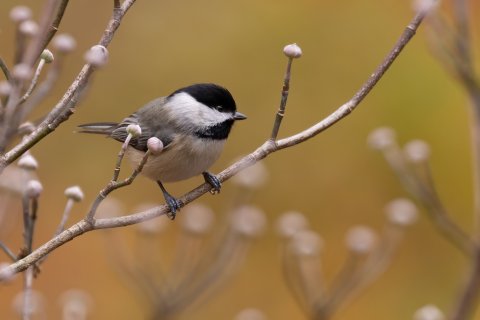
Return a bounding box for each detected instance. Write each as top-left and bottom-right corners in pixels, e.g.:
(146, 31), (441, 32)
(168, 83), (237, 114)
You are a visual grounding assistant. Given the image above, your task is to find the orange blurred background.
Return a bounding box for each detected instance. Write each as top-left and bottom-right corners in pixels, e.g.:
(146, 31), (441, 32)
(0, 0), (480, 319)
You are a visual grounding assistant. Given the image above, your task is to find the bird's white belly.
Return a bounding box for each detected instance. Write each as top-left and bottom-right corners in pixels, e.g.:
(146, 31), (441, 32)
(126, 136), (225, 182)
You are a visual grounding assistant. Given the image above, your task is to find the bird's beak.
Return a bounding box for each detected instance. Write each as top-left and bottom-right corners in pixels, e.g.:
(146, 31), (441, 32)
(234, 112), (247, 120)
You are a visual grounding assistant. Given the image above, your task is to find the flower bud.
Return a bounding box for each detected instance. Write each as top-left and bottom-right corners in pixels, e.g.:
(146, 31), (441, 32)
(84, 45), (109, 67)
(290, 230), (323, 256)
(19, 20), (38, 36)
(413, 0), (439, 13)
(18, 122), (36, 135)
(283, 43), (302, 59)
(235, 308), (266, 320)
(64, 186), (84, 202)
(0, 263), (16, 283)
(147, 137), (164, 155)
(53, 34), (77, 53)
(126, 124), (142, 138)
(276, 211), (308, 238)
(231, 205), (267, 238)
(367, 127), (396, 150)
(18, 154), (38, 171)
(12, 63), (32, 81)
(345, 225), (377, 254)
(25, 180), (43, 198)
(181, 204), (215, 235)
(9, 6), (32, 23)
(0, 81), (12, 97)
(231, 161), (268, 189)
(59, 289), (93, 320)
(13, 290), (46, 316)
(404, 139), (430, 163)
(385, 198), (418, 226)
(413, 304), (445, 320)
(40, 49), (54, 63)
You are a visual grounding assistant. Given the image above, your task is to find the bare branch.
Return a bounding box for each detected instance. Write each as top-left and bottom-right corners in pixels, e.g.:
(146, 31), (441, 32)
(0, 0), (137, 172)
(22, 0), (70, 67)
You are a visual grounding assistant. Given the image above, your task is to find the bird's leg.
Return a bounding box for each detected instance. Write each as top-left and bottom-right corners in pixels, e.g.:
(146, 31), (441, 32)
(157, 181), (181, 220)
(202, 171), (221, 194)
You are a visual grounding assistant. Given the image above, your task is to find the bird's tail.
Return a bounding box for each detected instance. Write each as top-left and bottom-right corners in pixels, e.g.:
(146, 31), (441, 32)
(77, 122), (118, 135)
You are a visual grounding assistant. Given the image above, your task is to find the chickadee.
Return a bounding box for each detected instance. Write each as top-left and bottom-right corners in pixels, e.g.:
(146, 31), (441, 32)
(78, 83), (246, 219)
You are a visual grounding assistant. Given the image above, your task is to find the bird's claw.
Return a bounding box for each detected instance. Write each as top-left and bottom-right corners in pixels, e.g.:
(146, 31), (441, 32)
(164, 194), (181, 220)
(203, 172), (221, 194)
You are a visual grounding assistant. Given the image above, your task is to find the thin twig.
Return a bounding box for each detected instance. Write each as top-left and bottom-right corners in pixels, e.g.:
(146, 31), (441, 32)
(270, 57), (293, 141)
(113, 134), (133, 181)
(18, 59), (46, 106)
(0, 57), (12, 82)
(54, 199), (74, 236)
(0, 241), (16, 261)
(0, 11), (426, 280)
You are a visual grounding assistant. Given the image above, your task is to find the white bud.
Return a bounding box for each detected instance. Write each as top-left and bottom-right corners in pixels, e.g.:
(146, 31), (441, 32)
(64, 186), (84, 202)
(231, 205), (267, 237)
(235, 308), (267, 320)
(413, 0), (439, 13)
(53, 34), (77, 53)
(84, 45), (109, 67)
(96, 197), (125, 218)
(181, 204), (215, 235)
(413, 304), (445, 320)
(0, 263), (16, 283)
(9, 6), (32, 23)
(0, 81), (12, 97)
(126, 124), (142, 138)
(283, 43), (302, 59)
(25, 180), (43, 198)
(40, 49), (54, 63)
(345, 225), (377, 254)
(18, 122), (36, 135)
(12, 63), (32, 81)
(18, 154), (38, 171)
(59, 289), (93, 320)
(19, 20), (39, 36)
(232, 161), (268, 189)
(147, 137), (164, 155)
(385, 198), (418, 226)
(290, 230), (323, 256)
(13, 290), (45, 316)
(404, 139), (430, 163)
(276, 211), (309, 238)
(367, 127), (396, 150)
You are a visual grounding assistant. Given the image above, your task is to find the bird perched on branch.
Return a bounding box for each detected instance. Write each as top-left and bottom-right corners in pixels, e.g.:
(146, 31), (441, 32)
(78, 83), (246, 219)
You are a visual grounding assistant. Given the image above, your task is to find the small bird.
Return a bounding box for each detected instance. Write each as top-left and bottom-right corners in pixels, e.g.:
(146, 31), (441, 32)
(78, 83), (246, 219)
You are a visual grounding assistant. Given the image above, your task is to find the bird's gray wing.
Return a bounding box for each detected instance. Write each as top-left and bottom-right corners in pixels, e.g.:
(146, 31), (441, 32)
(110, 97), (175, 152)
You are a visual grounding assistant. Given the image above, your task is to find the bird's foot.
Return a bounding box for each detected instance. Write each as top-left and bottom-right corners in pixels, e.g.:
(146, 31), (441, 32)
(157, 181), (181, 220)
(164, 193), (181, 220)
(202, 171), (221, 194)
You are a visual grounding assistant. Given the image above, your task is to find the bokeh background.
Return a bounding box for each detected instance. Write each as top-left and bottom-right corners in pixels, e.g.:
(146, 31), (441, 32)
(0, 0), (480, 319)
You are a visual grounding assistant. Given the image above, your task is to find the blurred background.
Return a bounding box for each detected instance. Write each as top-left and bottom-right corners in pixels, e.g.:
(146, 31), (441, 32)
(0, 0), (479, 319)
